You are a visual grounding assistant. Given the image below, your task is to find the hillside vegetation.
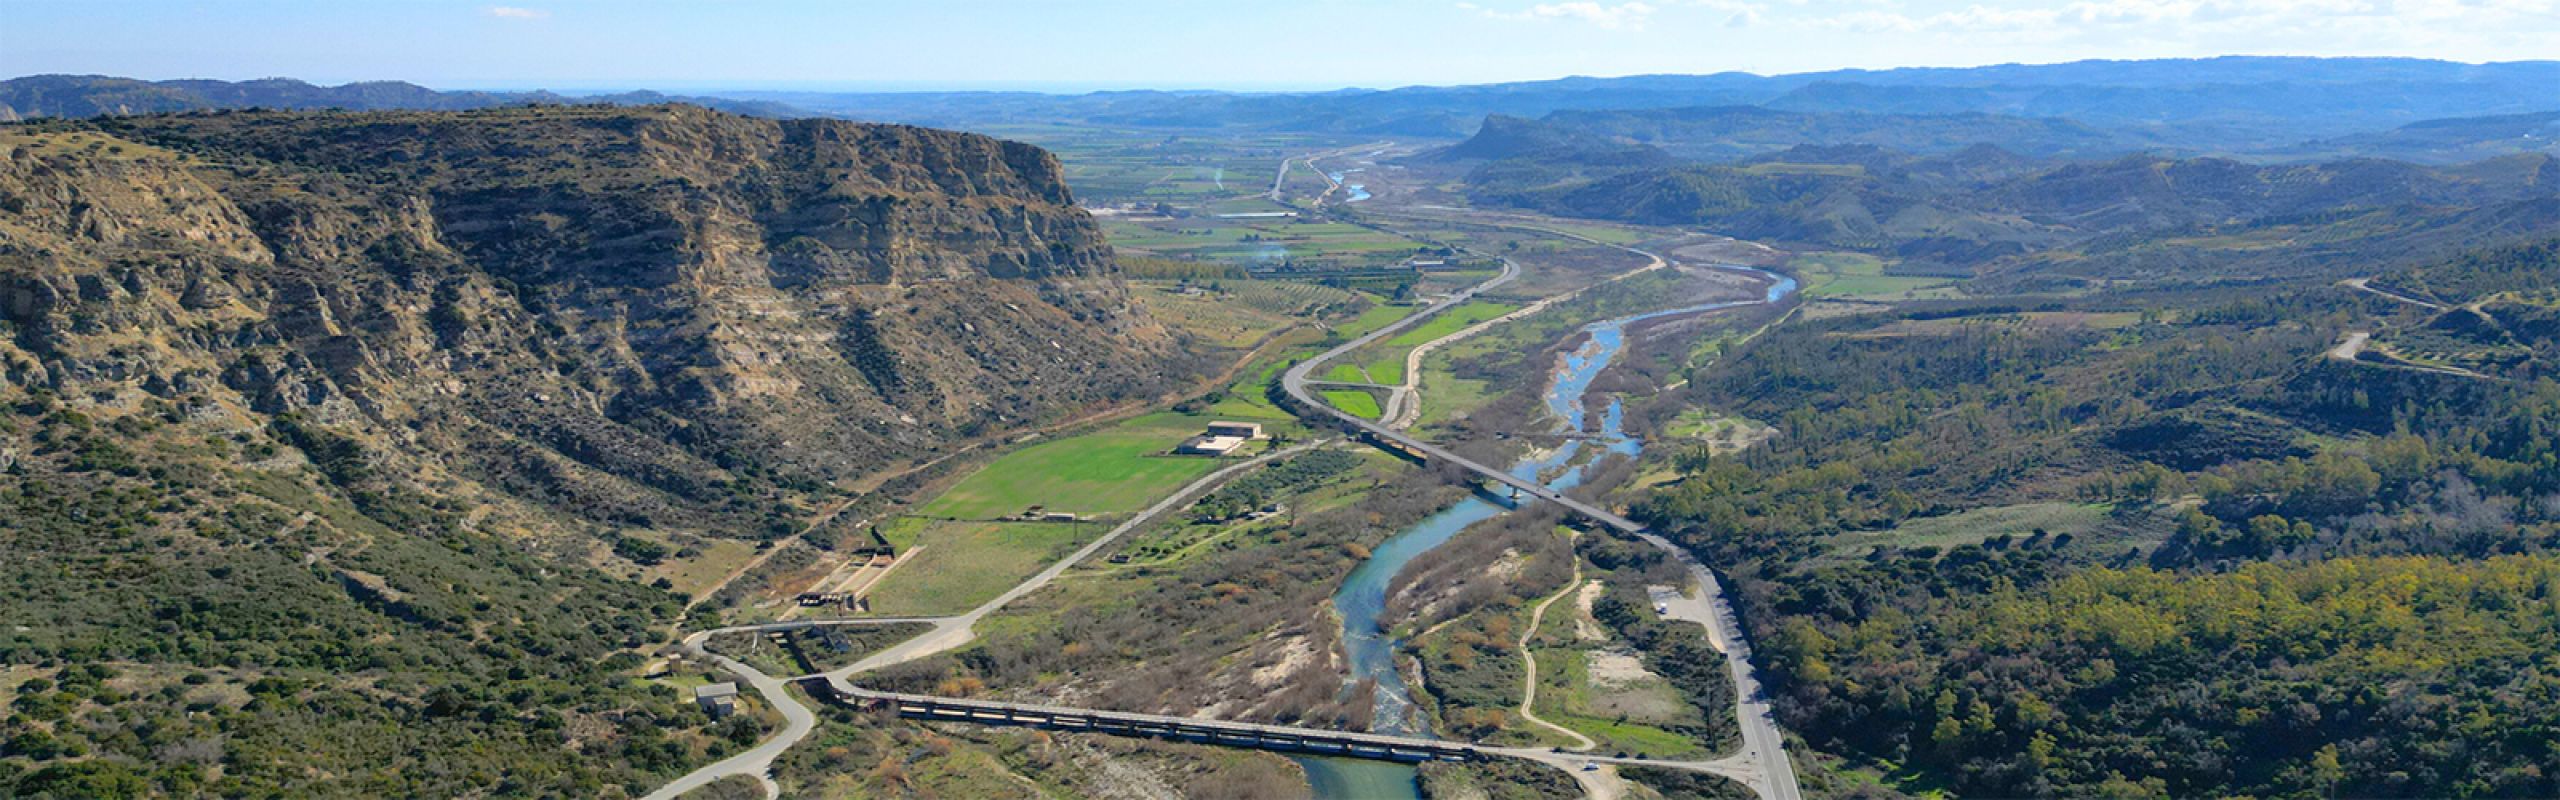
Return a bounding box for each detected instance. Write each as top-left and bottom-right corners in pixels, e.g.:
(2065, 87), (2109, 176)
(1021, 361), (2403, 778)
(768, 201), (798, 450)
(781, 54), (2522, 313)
(1630, 241), (2560, 798)
(0, 105), (1192, 797)
(1447, 119), (2560, 288)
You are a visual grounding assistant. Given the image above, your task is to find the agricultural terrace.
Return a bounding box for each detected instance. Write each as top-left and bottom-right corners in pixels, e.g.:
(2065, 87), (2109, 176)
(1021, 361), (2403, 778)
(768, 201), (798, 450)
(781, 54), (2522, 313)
(1130, 282), (1302, 349)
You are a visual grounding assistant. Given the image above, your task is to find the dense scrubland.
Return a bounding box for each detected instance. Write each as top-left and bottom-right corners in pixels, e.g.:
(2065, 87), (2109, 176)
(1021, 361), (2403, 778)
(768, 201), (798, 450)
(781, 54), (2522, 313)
(1624, 242), (2560, 798)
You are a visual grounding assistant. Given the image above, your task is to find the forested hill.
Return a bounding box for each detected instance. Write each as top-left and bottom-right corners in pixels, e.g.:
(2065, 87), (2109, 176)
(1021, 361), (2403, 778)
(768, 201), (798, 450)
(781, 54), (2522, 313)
(1627, 239), (2560, 798)
(1452, 135), (2560, 287)
(1516, 105), (2137, 160)
(0, 105), (1190, 796)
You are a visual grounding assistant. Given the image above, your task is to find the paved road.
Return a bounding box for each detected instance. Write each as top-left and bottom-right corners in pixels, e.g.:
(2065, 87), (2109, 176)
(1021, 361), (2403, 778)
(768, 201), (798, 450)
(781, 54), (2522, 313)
(1643, 561), (1801, 800)
(839, 684), (1755, 790)
(643, 632), (815, 800)
(2342, 277), (2447, 311)
(816, 442), (1322, 686)
(1280, 259), (1654, 534)
(646, 443), (1322, 798)
(655, 205), (1802, 799)
(704, 617), (951, 636)
(2328, 280), (2506, 382)
(1380, 240), (1670, 431)
(1277, 220), (1803, 800)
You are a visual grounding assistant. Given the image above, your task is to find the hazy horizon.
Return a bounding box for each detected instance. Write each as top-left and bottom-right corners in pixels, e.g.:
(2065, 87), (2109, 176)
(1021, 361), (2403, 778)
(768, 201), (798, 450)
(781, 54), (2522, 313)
(9, 0), (2558, 91)
(18, 52), (2560, 99)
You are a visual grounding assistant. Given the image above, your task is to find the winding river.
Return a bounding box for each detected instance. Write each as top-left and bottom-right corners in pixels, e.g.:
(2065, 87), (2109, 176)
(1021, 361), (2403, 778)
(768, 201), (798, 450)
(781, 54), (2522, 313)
(1299, 267), (1797, 797)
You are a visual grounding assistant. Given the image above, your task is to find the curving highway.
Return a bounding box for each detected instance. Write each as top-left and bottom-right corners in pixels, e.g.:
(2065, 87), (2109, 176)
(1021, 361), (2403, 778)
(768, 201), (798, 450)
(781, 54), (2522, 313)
(645, 443), (1323, 799)
(1278, 228), (1803, 800)
(1280, 260), (1654, 534)
(650, 205), (1803, 800)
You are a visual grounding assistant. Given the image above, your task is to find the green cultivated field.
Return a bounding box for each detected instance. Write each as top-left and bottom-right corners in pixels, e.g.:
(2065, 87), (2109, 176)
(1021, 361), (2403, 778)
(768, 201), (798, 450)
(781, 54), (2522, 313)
(1323, 389), (1384, 419)
(1415, 365), (1497, 429)
(966, 124), (1338, 207)
(864, 519), (1099, 616)
(1358, 300), (1520, 384)
(1204, 345), (1321, 422)
(1792, 252), (1964, 301)
(1335, 301), (1418, 339)
(915, 413), (1236, 520)
(1521, 219), (1654, 246)
(1101, 205), (1428, 268)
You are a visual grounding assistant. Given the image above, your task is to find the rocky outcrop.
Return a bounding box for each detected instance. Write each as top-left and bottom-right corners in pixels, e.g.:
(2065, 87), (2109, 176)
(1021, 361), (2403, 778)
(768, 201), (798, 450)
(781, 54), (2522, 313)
(0, 105), (1196, 534)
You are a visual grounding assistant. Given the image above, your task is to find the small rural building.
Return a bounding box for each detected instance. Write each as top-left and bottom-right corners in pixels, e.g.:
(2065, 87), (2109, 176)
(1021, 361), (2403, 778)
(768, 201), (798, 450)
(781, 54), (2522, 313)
(1178, 421), (1265, 456)
(695, 682), (740, 719)
(1177, 434), (1249, 456)
(1205, 421), (1264, 439)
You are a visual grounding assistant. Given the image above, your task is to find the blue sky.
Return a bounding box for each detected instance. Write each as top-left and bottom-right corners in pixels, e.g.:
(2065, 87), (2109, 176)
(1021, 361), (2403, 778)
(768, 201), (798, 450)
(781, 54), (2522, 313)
(5, 1), (2556, 91)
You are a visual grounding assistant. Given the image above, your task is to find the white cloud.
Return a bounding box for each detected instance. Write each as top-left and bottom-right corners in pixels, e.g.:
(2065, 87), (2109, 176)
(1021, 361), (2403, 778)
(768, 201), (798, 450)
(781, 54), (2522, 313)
(1464, 1), (1664, 29)
(487, 6), (549, 19)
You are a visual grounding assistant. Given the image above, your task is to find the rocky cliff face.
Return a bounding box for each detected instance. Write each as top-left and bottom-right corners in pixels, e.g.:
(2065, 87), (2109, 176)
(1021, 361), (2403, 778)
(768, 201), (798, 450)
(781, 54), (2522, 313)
(0, 105), (1192, 536)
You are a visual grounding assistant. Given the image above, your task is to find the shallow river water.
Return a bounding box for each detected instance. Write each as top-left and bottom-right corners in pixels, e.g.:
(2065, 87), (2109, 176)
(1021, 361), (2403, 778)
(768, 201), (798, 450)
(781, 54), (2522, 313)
(1297, 268), (1796, 797)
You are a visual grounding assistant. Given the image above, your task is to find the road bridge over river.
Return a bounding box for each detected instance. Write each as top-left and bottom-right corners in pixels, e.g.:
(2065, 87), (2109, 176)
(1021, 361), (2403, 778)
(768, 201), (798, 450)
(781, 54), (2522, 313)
(651, 209), (1803, 800)
(808, 682), (1482, 763)
(1278, 219), (1804, 800)
(1280, 258), (1649, 534)
(802, 680), (1767, 788)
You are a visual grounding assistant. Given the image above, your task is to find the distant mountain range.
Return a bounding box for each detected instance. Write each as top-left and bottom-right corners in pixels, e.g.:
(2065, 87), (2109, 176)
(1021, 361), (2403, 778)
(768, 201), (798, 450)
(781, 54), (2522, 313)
(0, 74), (809, 121)
(721, 57), (2560, 155)
(1512, 105), (2138, 160)
(2287, 111), (2560, 163)
(13, 57), (2559, 164)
